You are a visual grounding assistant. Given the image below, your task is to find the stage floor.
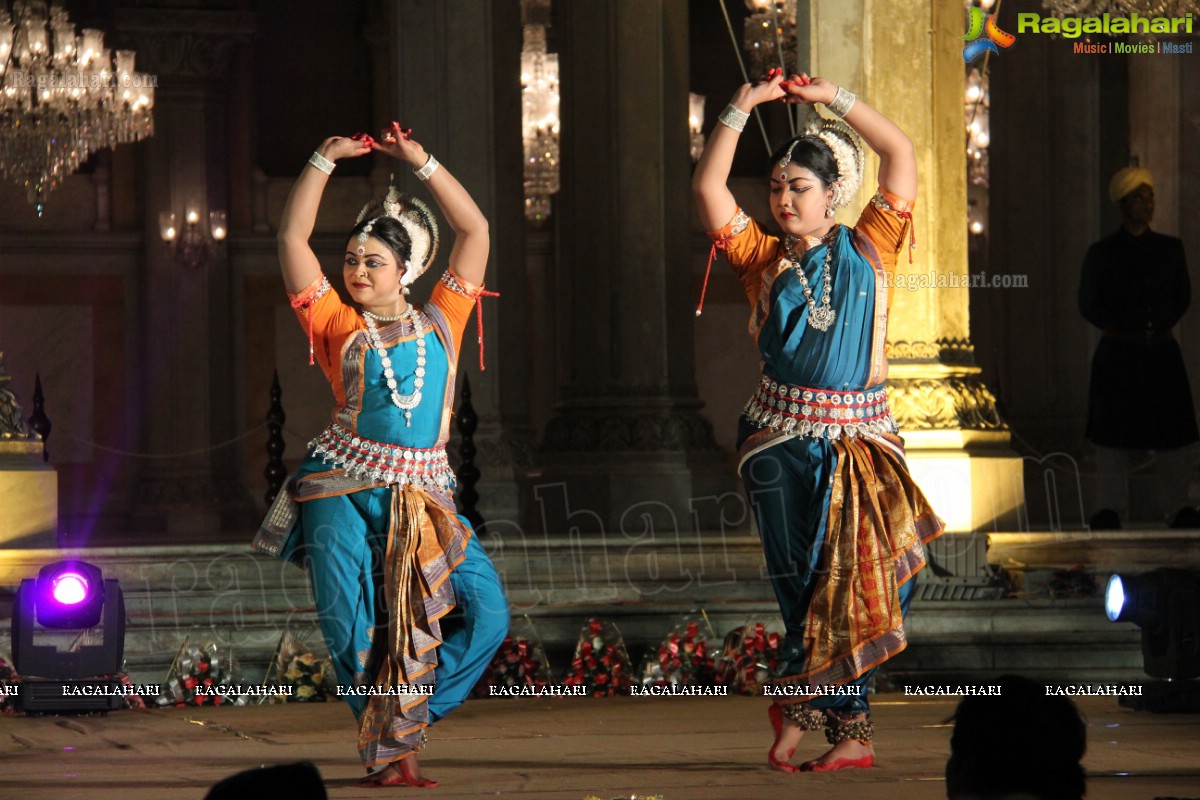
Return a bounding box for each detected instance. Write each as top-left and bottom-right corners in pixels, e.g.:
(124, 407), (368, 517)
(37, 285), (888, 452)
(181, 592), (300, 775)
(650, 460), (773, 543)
(0, 694), (1197, 799)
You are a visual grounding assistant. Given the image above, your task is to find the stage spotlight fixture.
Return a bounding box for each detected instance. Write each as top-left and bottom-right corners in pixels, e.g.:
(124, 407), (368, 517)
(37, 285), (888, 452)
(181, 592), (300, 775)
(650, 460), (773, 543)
(1105, 567), (1200, 713)
(11, 560), (127, 713)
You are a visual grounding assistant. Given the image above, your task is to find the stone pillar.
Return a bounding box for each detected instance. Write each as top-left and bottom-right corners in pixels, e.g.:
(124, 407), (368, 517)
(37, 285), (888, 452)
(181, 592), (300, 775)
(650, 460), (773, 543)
(533, 0), (728, 534)
(812, 0), (1023, 533)
(384, 0), (534, 526)
(116, 9), (256, 535)
(1130, 55), (1182, 236)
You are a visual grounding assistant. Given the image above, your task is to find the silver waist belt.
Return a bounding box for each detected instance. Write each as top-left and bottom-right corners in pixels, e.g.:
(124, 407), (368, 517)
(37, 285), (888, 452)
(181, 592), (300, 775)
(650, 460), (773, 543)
(310, 423), (456, 490)
(743, 377), (897, 441)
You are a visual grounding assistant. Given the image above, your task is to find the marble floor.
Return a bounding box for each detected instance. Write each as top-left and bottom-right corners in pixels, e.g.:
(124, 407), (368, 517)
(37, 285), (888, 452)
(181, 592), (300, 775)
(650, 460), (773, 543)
(0, 692), (1197, 800)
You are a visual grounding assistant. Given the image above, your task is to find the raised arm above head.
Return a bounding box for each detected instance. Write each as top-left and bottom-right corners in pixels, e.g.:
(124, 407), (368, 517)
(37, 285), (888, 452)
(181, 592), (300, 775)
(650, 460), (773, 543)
(780, 75), (916, 201)
(692, 69), (788, 232)
(373, 122), (490, 288)
(277, 136), (373, 294)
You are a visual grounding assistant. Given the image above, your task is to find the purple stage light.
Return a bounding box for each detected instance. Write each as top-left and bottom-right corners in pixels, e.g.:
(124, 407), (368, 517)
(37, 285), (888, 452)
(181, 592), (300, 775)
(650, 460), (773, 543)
(30, 561), (106, 629)
(52, 573), (90, 606)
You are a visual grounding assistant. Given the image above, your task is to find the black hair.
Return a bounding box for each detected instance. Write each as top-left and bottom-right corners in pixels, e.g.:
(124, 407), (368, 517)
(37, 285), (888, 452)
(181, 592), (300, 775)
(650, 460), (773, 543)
(347, 214), (412, 267)
(767, 136), (839, 186)
(946, 674), (1087, 800)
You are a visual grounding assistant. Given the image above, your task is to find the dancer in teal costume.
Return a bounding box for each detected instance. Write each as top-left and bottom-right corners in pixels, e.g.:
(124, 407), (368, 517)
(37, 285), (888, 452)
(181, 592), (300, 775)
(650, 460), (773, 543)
(253, 123), (507, 788)
(693, 70), (943, 773)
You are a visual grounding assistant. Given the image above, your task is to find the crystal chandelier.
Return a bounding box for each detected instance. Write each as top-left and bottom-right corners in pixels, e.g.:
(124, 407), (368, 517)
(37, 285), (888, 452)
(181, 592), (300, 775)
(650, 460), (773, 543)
(521, 0), (559, 224)
(964, 1), (994, 238)
(0, 1), (155, 216)
(743, 0), (798, 78)
(1040, 0), (1197, 17)
(965, 67), (989, 189)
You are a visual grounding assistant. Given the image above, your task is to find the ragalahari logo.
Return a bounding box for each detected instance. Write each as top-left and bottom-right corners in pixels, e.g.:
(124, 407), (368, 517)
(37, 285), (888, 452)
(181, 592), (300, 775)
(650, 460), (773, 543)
(963, 7), (1016, 63)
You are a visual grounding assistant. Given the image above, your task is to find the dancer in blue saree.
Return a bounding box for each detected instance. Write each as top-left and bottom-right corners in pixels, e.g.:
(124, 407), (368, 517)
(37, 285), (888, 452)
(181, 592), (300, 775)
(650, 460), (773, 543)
(693, 71), (943, 772)
(254, 123), (508, 788)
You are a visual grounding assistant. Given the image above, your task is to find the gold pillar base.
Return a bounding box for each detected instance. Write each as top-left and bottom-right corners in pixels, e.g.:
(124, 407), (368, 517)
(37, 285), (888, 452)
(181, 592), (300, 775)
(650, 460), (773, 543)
(888, 342), (1025, 533)
(0, 441), (57, 547)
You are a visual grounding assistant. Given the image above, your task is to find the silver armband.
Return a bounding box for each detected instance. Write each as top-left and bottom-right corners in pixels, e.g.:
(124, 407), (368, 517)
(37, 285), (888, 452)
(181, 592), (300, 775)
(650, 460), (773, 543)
(826, 87), (857, 118)
(717, 104), (750, 133)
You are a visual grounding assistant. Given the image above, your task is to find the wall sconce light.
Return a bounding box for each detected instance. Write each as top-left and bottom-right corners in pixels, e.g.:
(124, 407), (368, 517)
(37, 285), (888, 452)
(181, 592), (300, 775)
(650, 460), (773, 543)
(689, 92), (706, 162)
(159, 207), (226, 269)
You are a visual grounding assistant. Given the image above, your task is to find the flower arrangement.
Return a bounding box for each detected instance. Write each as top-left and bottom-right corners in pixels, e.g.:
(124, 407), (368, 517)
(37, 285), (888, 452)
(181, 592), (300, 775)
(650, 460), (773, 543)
(0, 656), (18, 713)
(155, 639), (248, 707)
(637, 617), (717, 688)
(472, 634), (555, 697)
(262, 631), (336, 703)
(715, 622), (783, 695)
(563, 619), (633, 697)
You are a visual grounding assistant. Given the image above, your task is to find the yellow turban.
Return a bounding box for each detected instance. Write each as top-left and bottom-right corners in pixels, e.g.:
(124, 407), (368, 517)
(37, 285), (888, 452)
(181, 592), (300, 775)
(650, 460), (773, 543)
(1108, 167), (1153, 203)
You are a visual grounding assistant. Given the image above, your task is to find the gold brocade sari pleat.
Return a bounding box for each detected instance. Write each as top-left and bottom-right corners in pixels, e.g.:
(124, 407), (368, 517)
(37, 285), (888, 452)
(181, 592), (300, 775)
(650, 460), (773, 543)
(784, 433), (943, 693)
(357, 484), (468, 768)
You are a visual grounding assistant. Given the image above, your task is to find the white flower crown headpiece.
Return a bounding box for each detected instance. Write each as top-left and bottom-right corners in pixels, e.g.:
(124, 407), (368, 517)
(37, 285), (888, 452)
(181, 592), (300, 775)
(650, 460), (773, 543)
(354, 176), (440, 293)
(777, 115), (865, 211)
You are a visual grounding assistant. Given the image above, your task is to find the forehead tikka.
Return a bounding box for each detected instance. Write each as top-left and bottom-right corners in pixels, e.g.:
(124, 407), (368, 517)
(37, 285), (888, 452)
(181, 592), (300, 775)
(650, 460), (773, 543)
(777, 139), (800, 181)
(355, 223), (373, 256)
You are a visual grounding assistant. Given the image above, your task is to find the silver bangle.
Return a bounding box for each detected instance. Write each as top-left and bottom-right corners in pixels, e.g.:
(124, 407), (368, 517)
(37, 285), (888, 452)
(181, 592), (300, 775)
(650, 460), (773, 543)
(717, 104), (749, 133)
(413, 154), (440, 181)
(826, 86), (857, 118)
(308, 150), (335, 175)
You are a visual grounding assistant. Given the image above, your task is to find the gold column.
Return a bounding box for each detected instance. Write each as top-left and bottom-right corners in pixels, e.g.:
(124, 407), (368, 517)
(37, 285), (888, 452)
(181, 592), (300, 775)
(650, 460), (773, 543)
(0, 353), (57, 547)
(812, 0), (1023, 532)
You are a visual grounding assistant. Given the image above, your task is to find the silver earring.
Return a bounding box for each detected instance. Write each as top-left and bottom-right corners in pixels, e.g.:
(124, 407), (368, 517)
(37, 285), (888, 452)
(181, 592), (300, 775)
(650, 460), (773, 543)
(825, 206), (835, 218)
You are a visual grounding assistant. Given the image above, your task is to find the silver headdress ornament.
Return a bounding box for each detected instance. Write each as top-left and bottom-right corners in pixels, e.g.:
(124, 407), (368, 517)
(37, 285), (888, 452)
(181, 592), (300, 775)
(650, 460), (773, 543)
(776, 115), (865, 211)
(354, 175), (440, 293)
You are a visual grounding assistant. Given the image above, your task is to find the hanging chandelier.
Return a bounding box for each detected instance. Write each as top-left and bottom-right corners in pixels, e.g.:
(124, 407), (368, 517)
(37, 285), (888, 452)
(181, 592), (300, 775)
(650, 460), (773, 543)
(1040, 0), (1197, 17)
(0, 1), (155, 216)
(742, 0), (798, 78)
(520, 0), (559, 224)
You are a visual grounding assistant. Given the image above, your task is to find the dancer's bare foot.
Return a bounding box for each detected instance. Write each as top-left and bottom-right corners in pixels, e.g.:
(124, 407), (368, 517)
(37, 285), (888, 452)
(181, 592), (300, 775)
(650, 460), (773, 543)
(768, 704), (804, 772)
(800, 737), (874, 771)
(767, 703), (825, 773)
(800, 713), (875, 771)
(362, 755), (439, 788)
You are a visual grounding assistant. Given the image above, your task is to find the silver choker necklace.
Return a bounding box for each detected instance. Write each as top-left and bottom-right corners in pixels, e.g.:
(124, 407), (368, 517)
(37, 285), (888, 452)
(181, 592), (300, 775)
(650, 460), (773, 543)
(362, 308), (427, 426)
(364, 309), (404, 322)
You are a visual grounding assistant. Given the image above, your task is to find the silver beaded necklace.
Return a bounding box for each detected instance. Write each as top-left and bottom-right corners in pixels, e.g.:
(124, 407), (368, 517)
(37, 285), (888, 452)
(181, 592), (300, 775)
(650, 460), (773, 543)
(362, 308), (427, 426)
(784, 230), (838, 332)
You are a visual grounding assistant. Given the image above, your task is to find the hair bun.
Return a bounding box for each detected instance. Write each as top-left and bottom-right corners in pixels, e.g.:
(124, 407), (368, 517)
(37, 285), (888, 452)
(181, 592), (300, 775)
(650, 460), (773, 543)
(354, 176), (440, 285)
(804, 115), (864, 210)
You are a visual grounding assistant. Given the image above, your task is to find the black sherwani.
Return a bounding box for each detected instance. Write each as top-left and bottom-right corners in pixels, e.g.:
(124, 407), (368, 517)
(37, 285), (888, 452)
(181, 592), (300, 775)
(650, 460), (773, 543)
(1079, 227), (1198, 449)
